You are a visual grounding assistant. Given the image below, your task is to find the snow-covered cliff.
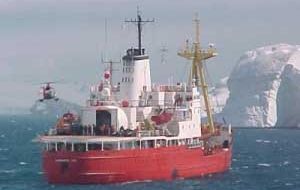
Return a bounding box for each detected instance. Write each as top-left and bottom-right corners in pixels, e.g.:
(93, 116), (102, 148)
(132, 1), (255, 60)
(276, 51), (300, 127)
(222, 44), (300, 127)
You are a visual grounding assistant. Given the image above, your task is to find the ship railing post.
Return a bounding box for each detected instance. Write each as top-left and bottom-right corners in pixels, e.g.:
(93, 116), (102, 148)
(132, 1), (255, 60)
(64, 141), (66, 151)
(118, 141), (120, 150)
(101, 141), (104, 151)
(55, 142), (58, 151)
(86, 142), (88, 151)
(154, 139), (157, 148)
(139, 139), (142, 150)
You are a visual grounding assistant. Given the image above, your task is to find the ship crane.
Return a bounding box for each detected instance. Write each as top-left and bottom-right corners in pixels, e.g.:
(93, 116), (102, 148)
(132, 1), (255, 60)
(177, 14), (217, 133)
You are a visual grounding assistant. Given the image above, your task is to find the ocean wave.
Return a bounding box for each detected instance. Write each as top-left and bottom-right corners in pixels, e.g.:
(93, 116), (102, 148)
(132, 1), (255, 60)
(0, 157), (8, 161)
(257, 163), (271, 167)
(19, 162), (28, 166)
(283, 161), (290, 165)
(120, 179), (153, 185)
(0, 148), (9, 151)
(256, 139), (271, 143)
(0, 169), (16, 174)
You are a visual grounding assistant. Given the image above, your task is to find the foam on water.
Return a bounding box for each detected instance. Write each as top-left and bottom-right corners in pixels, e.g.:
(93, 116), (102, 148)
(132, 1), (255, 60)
(19, 162), (28, 166)
(283, 161), (289, 165)
(0, 169), (16, 174)
(0, 148), (9, 151)
(256, 139), (271, 143)
(257, 163), (271, 167)
(285, 183), (293, 186)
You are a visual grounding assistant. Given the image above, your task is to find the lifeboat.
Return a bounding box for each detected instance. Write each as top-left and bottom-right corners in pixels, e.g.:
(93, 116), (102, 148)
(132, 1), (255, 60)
(151, 111), (173, 125)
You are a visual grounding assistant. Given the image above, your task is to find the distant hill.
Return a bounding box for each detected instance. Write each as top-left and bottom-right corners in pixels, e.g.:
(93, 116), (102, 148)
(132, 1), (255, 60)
(30, 99), (81, 118)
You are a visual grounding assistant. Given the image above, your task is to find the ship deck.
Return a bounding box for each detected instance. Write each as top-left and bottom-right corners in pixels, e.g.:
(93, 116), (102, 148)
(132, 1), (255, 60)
(36, 134), (206, 143)
(37, 135), (137, 143)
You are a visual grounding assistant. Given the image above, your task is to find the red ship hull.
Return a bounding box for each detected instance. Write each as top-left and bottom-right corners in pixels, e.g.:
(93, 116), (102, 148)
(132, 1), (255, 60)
(43, 146), (232, 184)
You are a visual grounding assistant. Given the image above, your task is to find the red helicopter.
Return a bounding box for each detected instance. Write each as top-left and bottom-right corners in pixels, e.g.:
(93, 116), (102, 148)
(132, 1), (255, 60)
(39, 82), (59, 102)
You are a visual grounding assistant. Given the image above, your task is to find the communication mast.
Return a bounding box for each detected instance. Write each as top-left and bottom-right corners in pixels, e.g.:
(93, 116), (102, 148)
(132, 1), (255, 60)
(125, 8), (154, 55)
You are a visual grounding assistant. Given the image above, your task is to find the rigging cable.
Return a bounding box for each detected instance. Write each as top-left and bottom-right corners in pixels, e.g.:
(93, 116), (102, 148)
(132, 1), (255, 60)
(203, 60), (222, 114)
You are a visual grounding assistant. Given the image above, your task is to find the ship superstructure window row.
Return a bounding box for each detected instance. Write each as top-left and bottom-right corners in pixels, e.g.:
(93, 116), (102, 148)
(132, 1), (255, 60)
(123, 62), (134, 67)
(122, 67), (134, 73)
(122, 77), (134, 83)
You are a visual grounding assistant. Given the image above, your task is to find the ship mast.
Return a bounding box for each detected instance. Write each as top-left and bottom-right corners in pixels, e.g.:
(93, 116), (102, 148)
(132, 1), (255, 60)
(178, 14), (217, 133)
(125, 8), (154, 55)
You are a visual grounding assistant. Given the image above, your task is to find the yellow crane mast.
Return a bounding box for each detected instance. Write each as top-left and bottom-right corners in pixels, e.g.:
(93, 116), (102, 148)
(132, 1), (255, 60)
(178, 15), (217, 133)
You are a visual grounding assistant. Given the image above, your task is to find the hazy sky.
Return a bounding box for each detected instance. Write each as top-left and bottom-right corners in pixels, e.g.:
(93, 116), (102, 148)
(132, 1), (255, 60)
(1, 0), (300, 85)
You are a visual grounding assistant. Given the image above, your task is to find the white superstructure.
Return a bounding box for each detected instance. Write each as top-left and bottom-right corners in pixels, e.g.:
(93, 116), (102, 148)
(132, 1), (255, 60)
(119, 48), (151, 106)
(51, 12), (220, 141)
(86, 63), (203, 138)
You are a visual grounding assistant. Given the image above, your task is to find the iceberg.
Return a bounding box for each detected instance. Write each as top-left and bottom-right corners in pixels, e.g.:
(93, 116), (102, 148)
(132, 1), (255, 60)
(222, 44), (300, 127)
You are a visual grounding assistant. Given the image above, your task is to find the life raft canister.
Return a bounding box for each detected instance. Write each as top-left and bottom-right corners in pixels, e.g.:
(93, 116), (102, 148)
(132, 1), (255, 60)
(122, 100), (129, 107)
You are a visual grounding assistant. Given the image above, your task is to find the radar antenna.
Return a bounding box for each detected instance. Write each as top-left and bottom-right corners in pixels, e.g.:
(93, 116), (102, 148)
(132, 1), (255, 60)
(125, 8), (155, 55)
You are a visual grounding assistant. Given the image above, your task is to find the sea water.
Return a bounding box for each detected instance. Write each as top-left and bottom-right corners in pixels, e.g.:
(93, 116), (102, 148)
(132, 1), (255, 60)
(0, 115), (299, 190)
